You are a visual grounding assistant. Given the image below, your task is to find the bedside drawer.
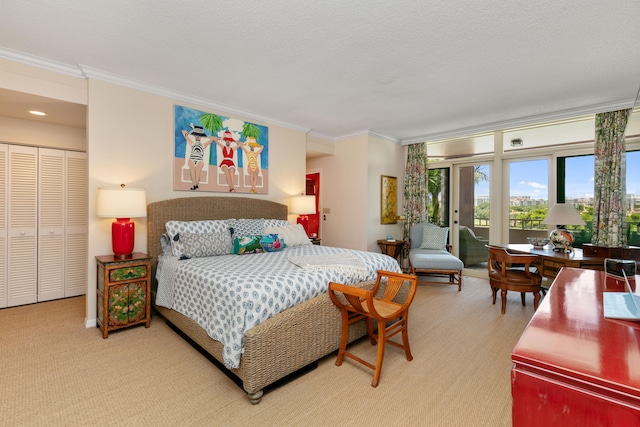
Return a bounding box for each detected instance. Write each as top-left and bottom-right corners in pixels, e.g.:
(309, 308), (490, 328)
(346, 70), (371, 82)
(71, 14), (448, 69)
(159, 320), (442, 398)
(109, 265), (149, 282)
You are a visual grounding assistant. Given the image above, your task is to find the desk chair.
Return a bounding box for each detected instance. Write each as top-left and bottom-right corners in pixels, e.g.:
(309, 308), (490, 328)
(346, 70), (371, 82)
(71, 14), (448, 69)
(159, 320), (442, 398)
(328, 270), (418, 387)
(487, 245), (542, 314)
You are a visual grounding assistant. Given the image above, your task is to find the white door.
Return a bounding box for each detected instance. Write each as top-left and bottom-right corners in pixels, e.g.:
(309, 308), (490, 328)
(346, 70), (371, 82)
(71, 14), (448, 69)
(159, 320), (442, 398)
(8, 145), (38, 307)
(0, 145), (7, 308)
(65, 151), (87, 297)
(38, 148), (65, 302)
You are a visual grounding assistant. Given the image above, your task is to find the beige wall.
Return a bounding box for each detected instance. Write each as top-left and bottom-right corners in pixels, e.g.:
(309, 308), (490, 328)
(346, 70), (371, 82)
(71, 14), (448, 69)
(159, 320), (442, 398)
(367, 134), (405, 252)
(0, 116), (86, 150)
(307, 133), (405, 252)
(1, 59), (309, 326)
(86, 79), (308, 326)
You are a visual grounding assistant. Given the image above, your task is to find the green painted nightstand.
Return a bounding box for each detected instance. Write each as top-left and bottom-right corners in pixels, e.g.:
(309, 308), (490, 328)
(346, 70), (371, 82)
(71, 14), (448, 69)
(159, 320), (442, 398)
(96, 252), (151, 338)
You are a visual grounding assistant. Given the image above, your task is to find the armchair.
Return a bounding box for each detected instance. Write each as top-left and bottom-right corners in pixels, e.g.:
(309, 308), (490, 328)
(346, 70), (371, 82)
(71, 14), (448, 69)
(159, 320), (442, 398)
(458, 226), (489, 267)
(407, 222), (463, 290)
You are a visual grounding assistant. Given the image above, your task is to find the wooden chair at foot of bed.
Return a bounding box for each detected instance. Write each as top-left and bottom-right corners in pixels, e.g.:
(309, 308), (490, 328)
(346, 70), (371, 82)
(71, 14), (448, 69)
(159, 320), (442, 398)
(328, 270), (418, 387)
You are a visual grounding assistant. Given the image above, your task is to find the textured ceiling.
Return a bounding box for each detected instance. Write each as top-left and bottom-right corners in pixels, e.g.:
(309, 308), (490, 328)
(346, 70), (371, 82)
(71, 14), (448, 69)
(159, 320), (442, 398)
(1, 1), (639, 142)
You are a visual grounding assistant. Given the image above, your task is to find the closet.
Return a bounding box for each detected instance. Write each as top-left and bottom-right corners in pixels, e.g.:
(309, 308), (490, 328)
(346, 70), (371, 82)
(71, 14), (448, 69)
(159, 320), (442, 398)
(0, 144), (87, 308)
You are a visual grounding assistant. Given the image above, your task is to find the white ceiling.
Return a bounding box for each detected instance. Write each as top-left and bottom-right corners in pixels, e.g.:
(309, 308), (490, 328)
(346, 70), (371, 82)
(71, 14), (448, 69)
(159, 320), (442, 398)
(1, 1), (639, 143)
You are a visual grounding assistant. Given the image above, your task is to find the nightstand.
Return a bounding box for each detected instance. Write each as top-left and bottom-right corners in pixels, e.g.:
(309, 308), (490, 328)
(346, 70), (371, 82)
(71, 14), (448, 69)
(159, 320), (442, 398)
(377, 239), (406, 262)
(96, 252), (151, 338)
(310, 238), (322, 245)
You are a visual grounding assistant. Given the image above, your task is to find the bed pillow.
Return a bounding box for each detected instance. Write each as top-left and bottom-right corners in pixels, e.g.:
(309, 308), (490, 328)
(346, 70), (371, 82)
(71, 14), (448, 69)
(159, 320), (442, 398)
(165, 220), (232, 257)
(264, 224), (310, 247)
(264, 219), (291, 228)
(172, 231), (232, 259)
(165, 219), (230, 237)
(160, 233), (172, 255)
(231, 234), (265, 255)
(420, 225), (449, 250)
(228, 218), (265, 239)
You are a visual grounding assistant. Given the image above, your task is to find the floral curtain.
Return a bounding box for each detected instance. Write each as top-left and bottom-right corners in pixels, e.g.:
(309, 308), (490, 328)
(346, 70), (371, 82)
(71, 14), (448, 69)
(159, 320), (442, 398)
(402, 142), (429, 241)
(592, 109), (631, 246)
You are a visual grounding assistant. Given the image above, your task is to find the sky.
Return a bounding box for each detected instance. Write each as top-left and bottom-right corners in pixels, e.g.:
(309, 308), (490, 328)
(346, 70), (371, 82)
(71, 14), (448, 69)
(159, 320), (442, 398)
(475, 151), (640, 200)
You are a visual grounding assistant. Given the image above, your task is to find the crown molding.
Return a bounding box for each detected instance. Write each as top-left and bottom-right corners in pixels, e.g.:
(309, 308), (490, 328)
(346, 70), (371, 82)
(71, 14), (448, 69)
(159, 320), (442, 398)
(78, 65), (311, 134)
(0, 47), (85, 78)
(400, 98), (638, 145)
(0, 48), (311, 134)
(333, 129), (399, 143)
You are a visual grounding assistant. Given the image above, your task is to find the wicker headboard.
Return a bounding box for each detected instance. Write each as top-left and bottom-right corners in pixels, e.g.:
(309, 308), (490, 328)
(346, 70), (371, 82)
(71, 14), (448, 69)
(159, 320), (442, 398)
(147, 196), (288, 287)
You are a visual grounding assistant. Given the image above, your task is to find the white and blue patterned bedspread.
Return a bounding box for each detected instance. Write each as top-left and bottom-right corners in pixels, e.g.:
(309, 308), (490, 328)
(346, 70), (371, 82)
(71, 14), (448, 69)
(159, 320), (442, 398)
(155, 244), (401, 369)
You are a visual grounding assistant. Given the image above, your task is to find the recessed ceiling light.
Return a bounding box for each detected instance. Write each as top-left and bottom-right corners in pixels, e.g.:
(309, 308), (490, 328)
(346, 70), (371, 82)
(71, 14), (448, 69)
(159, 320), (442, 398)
(29, 110), (46, 116)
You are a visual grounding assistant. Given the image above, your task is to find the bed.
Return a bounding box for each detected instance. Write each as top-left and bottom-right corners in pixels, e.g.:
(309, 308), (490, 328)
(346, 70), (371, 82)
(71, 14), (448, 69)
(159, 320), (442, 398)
(147, 196), (401, 404)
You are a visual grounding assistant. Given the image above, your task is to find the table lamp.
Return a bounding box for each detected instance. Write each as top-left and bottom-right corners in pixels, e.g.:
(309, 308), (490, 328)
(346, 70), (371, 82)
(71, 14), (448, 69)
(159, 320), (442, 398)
(542, 203), (586, 252)
(97, 186), (147, 258)
(290, 195), (316, 237)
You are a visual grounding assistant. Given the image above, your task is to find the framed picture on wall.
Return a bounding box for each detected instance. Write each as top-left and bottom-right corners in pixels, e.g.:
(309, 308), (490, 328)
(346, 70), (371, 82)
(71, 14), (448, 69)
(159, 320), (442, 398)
(173, 104), (269, 194)
(381, 175), (398, 224)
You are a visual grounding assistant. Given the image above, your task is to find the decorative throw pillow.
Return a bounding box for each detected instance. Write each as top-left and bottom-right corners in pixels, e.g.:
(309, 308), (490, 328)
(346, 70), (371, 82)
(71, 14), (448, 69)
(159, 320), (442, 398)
(231, 234), (265, 255)
(172, 231), (232, 259)
(259, 233), (286, 252)
(264, 224), (310, 247)
(421, 225), (449, 250)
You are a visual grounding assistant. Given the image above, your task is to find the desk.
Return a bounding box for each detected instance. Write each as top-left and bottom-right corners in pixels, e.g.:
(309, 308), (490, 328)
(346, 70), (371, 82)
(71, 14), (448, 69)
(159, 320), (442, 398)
(377, 239), (406, 262)
(511, 268), (640, 425)
(506, 244), (604, 279)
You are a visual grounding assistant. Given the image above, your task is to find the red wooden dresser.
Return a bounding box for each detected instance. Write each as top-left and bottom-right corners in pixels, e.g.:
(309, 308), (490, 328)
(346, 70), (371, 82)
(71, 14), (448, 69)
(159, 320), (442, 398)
(511, 268), (640, 426)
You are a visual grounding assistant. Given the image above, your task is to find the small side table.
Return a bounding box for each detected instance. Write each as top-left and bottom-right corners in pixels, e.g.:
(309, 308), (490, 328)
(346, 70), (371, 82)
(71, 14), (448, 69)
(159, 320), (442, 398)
(96, 252), (151, 338)
(310, 238), (322, 245)
(377, 239), (406, 263)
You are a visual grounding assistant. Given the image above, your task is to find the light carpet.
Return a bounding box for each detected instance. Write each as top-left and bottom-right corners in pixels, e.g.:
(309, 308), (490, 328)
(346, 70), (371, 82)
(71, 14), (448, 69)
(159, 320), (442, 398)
(0, 275), (535, 426)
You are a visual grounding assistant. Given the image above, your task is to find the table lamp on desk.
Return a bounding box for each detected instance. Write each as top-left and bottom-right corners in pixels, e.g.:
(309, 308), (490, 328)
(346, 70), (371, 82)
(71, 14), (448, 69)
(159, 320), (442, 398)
(542, 203), (585, 253)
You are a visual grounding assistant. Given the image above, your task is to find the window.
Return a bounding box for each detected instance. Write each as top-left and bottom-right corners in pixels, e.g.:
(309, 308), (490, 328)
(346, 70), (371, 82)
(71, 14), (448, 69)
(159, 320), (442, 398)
(508, 159), (549, 244)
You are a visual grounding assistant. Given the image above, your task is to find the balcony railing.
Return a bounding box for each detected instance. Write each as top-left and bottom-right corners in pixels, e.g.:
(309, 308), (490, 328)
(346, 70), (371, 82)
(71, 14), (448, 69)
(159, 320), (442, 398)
(472, 218), (640, 246)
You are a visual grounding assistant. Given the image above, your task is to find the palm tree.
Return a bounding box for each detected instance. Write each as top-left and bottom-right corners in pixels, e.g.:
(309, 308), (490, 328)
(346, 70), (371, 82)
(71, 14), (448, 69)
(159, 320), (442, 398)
(199, 113), (223, 135)
(242, 123), (261, 140)
(427, 169), (442, 224)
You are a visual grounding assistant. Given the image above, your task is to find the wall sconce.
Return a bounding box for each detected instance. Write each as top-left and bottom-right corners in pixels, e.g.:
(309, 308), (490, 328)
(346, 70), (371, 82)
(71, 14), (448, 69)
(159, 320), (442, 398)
(97, 185), (147, 258)
(290, 195), (316, 237)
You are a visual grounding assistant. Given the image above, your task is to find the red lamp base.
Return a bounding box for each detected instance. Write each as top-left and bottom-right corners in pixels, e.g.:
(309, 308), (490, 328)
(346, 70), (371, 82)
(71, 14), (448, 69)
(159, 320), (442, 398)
(297, 215), (310, 237)
(112, 218), (135, 259)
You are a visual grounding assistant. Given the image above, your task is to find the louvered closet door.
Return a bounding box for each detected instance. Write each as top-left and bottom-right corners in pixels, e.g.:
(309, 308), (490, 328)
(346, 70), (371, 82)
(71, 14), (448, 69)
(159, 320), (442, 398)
(65, 151), (87, 297)
(8, 145), (38, 307)
(38, 148), (65, 302)
(0, 145), (7, 308)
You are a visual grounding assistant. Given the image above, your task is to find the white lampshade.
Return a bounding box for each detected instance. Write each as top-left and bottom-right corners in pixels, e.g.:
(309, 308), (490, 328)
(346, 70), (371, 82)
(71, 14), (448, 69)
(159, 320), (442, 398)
(97, 187), (147, 219)
(542, 203), (586, 226)
(290, 195), (316, 215)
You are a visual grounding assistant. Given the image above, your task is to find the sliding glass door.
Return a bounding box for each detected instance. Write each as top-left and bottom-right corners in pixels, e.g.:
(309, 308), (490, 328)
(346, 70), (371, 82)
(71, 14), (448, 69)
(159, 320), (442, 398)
(453, 162), (491, 271)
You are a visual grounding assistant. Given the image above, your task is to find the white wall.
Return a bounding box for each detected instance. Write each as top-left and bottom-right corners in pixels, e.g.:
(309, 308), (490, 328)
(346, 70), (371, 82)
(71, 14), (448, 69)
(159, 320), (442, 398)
(307, 132), (405, 252)
(86, 79), (308, 326)
(0, 116), (86, 150)
(367, 134), (405, 252)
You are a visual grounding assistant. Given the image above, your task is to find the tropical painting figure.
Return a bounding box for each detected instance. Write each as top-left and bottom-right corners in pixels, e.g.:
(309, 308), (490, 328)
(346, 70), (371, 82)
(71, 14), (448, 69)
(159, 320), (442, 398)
(182, 123), (219, 190)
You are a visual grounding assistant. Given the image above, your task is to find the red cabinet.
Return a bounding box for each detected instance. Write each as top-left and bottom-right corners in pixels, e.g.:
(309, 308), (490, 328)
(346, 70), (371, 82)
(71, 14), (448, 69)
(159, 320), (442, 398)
(511, 268), (640, 426)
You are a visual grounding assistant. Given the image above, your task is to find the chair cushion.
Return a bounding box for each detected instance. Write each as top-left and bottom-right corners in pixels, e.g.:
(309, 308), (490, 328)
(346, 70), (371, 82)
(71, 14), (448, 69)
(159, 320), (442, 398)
(421, 226), (449, 250)
(409, 249), (463, 271)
